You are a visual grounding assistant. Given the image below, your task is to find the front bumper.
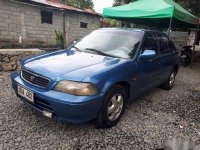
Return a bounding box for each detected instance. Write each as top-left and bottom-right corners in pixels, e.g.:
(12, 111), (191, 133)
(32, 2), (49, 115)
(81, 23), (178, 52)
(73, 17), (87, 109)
(11, 72), (104, 123)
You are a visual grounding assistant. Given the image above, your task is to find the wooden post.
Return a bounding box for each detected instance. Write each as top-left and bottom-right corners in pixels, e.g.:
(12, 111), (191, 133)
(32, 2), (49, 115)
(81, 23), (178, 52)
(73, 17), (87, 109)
(62, 10), (66, 49)
(101, 18), (104, 28)
(191, 22), (200, 67)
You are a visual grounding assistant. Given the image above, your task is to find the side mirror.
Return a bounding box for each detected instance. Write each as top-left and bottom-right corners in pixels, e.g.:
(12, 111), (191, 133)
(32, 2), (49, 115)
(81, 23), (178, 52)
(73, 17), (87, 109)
(73, 40), (77, 44)
(140, 50), (156, 60)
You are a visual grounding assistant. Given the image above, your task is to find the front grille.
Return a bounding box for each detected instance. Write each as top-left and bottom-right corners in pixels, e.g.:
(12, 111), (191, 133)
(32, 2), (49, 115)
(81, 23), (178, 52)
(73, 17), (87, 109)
(34, 97), (53, 112)
(21, 69), (50, 88)
(19, 95), (54, 113)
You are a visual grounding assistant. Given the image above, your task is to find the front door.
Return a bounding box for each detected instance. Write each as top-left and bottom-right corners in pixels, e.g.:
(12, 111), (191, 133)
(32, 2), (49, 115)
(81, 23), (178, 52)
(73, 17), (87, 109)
(133, 32), (162, 96)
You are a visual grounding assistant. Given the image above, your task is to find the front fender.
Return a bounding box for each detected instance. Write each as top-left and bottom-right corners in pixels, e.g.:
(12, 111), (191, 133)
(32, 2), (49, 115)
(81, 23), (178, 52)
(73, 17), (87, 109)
(82, 61), (137, 98)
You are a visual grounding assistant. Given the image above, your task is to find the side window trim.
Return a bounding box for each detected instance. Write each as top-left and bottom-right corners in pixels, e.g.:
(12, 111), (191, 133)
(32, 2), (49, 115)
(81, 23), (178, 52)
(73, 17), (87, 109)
(141, 32), (159, 54)
(155, 32), (161, 55)
(168, 39), (176, 53)
(152, 32), (160, 55)
(157, 33), (171, 54)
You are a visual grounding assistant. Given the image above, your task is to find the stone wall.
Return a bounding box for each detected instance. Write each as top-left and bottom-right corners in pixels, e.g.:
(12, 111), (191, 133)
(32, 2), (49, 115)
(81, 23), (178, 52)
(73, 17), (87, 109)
(0, 49), (44, 75)
(0, 0), (100, 47)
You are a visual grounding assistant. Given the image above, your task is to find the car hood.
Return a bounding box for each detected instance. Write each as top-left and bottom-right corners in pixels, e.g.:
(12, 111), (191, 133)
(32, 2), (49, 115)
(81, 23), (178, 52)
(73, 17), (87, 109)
(23, 50), (126, 81)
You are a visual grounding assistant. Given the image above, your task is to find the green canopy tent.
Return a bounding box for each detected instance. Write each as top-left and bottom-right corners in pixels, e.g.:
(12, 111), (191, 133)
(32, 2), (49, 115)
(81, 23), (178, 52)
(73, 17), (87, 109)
(103, 0), (199, 66)
(103, 0), (198, 29)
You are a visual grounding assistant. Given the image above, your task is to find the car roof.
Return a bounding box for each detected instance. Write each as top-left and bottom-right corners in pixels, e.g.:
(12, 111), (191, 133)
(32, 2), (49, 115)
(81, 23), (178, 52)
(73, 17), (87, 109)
(99, 28), (167, 35)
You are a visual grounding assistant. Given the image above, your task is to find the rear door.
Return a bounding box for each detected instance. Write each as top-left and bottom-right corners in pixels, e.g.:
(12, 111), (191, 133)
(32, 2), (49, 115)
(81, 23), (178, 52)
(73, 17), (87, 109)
(157, 33), (177, 81)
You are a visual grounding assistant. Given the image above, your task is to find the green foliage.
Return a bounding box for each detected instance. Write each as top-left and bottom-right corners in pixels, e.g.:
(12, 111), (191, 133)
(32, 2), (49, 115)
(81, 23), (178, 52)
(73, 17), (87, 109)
(113, 0), (135, 6)
(60, 0), (94, 9)
(174, 0), (200, 17)
(113, 0), (200, 17)
(110, 19), (121, 27)
(102, 18), (121, 27)
(55, 30), (64, 45)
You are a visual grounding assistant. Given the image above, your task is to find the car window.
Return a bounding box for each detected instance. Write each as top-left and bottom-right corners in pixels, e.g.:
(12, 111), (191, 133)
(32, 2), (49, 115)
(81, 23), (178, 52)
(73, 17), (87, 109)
(157, 34), (170, 54)
(141, 33), (158, 54)
(168, 40), (176, 51)
(73, 30), (143, 59)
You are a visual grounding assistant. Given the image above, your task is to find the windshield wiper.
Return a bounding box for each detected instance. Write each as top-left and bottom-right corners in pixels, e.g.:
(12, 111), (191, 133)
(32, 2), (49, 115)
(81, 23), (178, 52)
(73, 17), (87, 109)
(85, 48), (112, 57)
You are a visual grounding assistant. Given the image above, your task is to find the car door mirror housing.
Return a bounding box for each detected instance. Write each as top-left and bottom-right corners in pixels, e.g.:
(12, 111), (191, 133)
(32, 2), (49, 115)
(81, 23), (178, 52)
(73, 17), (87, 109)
(140, 50), (156, 60)
(73, 40), (77, 44)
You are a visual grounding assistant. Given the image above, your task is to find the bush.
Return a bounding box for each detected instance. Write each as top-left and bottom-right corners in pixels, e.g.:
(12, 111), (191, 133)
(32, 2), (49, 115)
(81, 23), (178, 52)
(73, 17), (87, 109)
(55, 30), (64, 46)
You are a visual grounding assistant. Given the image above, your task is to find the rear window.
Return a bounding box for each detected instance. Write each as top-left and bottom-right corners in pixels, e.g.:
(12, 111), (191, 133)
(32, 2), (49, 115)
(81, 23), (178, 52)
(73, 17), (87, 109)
(168, 40), (176, 51)
(157, 33), (171, 54)
(142, 33), (158, 53)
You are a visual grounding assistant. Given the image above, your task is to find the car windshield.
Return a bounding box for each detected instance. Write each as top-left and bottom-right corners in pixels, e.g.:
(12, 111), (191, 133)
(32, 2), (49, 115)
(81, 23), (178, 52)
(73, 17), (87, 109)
(72, 30), (143, 59)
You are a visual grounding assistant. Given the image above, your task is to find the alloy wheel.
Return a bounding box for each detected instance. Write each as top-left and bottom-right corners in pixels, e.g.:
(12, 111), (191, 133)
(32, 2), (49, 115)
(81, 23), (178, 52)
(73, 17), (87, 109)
(169, 72), (175, 87)
(107, 94), (124, 122)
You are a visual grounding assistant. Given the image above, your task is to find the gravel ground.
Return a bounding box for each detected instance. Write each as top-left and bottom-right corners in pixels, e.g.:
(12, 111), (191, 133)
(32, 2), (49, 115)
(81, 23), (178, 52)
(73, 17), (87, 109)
(0, 64), (200, 149)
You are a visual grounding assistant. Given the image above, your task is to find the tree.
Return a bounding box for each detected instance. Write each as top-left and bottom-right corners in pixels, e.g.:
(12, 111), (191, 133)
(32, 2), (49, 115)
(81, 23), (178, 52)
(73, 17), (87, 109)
(112, 0), (136, 27)
(113, 0), (200, 17)
(113, 0), (135, 6)
(60, 0), (94, 9)
(174, 0), (200, 17)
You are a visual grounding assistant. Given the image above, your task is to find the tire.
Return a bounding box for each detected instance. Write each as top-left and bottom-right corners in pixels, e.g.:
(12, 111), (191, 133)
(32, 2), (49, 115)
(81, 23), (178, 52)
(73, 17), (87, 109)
(185, 54), (191, 66)
(96, 85), (127, 128)
(181, 57), (187, 67)
(181, 53), (191, 67)
(161, 70), (176, 90)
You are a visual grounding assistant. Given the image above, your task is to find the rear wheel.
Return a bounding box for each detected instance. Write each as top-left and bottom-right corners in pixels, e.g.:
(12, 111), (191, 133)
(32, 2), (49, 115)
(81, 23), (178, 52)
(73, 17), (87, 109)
(185, 54), (191, 66)
(96, 85), (126, 128)
(181, 53), (191, 67)
(161, 70), (176, 90)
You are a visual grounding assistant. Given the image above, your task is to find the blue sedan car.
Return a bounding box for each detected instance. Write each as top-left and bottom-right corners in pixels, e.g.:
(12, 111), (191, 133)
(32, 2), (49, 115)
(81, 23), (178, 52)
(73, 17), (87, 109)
(11, 28), (180, 128)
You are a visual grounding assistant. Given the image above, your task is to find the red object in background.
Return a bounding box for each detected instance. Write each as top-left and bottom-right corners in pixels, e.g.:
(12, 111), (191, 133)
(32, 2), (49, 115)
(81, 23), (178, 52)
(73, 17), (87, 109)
(100, 19), (111, 27)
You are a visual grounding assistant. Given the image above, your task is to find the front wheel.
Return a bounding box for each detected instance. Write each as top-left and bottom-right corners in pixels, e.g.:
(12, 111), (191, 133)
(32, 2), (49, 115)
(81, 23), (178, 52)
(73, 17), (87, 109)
(161, 70), (176, 90)
(96, 85), (126, 128)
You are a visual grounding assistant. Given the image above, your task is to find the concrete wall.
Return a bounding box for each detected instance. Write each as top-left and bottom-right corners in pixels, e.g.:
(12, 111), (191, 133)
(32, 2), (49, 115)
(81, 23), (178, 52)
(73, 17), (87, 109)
(169, 31), (188, 51)
(188, 30), (200, 51)
(0, 0), (100, 47)
(169, 31), (200, 52)
(0, 49), (44, 75)
(65, 11), (100, 44)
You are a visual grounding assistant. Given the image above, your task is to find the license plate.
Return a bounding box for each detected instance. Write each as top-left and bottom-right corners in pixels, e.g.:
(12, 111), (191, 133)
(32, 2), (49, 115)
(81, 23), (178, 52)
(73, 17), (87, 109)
(18, 85), (34, 103)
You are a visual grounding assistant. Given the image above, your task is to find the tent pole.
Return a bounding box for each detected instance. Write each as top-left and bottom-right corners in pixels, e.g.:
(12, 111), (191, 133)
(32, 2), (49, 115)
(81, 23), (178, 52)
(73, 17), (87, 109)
(191, 22), (199, 67)
(168, 17), (173, 37)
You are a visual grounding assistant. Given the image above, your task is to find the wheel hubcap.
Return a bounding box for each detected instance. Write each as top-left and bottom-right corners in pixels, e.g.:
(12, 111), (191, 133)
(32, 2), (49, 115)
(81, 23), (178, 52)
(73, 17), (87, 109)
(169, 72), (175, 87)
(107, 94), (124, 121)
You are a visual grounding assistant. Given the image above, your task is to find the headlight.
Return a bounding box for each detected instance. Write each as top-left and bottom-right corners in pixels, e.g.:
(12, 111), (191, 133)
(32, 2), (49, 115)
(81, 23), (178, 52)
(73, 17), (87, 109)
(54, 80), (98, 96)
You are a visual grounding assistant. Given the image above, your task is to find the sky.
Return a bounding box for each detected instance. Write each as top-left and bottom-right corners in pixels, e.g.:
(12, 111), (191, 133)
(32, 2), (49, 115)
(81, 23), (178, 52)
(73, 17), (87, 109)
(93, 0), (114, 14)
